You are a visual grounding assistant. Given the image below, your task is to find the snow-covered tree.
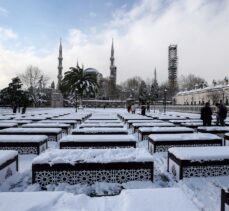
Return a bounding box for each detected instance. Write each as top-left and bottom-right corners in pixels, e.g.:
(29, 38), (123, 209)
(138, 80), (148, 104)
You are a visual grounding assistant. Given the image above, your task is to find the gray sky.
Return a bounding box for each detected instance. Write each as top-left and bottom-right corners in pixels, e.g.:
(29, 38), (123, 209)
(0, 0), (229, 88)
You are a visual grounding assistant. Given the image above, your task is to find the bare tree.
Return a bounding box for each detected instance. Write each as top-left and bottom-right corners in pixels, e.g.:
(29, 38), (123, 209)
(179, 74), (207, 91)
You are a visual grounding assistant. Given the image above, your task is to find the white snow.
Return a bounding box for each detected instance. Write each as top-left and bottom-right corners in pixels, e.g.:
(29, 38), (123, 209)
(0, 150), (18, 166)
(79, 123), (124, 127)
(149, 133), (221, 142)
(0, 123), (18, 127)
(21, 123), (70, 128)
(32, 148), (153, 164)
(139, 126), (194, 132)
(198, 126), (229, 132)
(72, 128), (128, 133)
(169, 146), (229, 161)
(60, 135), (137, 142)
(0, 128), (62, 134)
(132, 122), (175, 127)
(0, 135), (48, 142)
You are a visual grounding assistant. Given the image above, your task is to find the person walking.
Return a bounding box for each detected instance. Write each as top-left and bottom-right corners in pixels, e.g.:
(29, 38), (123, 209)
(218, 100), (228, 126)
(200, 102), (212, 126)
(131, 104), (136, 114)
(141, 105), (146, 116)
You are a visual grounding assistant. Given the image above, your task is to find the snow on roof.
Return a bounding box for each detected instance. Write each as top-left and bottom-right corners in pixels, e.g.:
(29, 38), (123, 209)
(139, 127), (194, 132)
(149, 133), (221, 142)
(0, 188), (198, 211)
(32, 148), (153, 164)
(0, 135), (48, 142)
(169, 146), (229, 161)
(60, 135), (137, 143)
(0, 128), (62, 134)
(0, 150), (18, 165)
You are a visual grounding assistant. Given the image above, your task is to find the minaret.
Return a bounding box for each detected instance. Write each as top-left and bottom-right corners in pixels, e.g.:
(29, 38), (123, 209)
(109, 39), (117, 90)
(57, 39), (63, 90)
(154, 68), (157, 83)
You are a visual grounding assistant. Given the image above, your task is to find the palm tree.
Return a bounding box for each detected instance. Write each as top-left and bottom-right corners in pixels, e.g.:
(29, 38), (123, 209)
(61, 65), (98, 110)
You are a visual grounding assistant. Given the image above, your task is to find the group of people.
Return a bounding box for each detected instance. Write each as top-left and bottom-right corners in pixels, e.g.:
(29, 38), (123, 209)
(127, 104), (136, 114)
(201, 100), (228, 126)
(127, 104), (150, 116)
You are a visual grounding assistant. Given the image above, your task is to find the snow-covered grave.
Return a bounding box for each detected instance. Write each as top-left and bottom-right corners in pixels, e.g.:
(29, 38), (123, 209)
(59, 135), (137, 149)
(169, 119), (202, 126)
(148, 133), (223, 154)
(0, 150), (18, 183)
(14, 116), (48, 122)
(0, 119), (32, 127)
(88, 116), (119, 121)
(0, 188), (199, 211)
(39, 120), (77, 128)
(0, 135), (48, 154)
(21, 123), (71, 134)
(138, 126), (194, 141)
(221, 189), (229, 211)
(118, 114), (153, 123)
(72, 127), (129, 135)
(157, 116), (187, 121)
(0, 123), (18, 129)
(51, 116), (87, 124)
(168, 146), (229, 180)
(198, 126), (229, 138)
(84, 119), (122, 124)
(127, 119), (163, 128)
(79, 123), (124, 128)
(32, 148), (154, 189)
(0, 128), (62, 141)
(132, 122), (175, 133)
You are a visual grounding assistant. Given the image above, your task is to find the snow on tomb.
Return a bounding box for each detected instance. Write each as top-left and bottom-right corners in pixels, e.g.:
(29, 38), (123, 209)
(39, 120), (77, 129)
(0, 188), (199, 211)
(0, 120), (32, 126)
(118, 115), (153, 123)
(0, 123), (18, 130)
(148, 133), (222, 154)
(79, 123), (124, 128)
(0, 150), (18, 183)
(221, 189), (229, 211)
(169, 119), (202, 126)
(198, 126), (229, 138)
(51, 116), (84, 124)
(59, 134), (137, 149)
(0, 128), (62, 142)
(14, 116), (48, 122)
(0, 135), (48, 154)
(157, 116), (187, 121)
(168, 146), (229, 181)
(84, 119), (122, 124)
(72, 127), (129, 135)
(127, 119), (163, 128)
(88, 117), (119, 121)
(224, 133), (229, 146)
(32, 148), (153, 189)
(138, 126), (194, 141)
(132, 122), (175, 133)
(21, 123), (71, 134)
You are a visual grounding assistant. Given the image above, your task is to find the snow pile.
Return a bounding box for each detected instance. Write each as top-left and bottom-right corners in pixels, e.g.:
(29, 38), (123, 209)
(32, 148), (153, 164)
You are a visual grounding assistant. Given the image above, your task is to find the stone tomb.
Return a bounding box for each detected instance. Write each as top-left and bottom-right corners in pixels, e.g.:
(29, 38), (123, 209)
(22, 123), (71, 134)
(0, 128), (62, 141)
(148, 133), (222, 154)
(221, 189), (229, 211)
(198, 126), (229, 138)
(132, 122), (174, 133)
(0, 135), (48, 154)
(32, 148), (153, 189)
(138, 127), (194, 141)
(0, 150), (18, 183)
(72, 128), (128, 135)
(168, 146), (229, 180)
(59, 135), (136, 149)
(0, 123), (18, 130)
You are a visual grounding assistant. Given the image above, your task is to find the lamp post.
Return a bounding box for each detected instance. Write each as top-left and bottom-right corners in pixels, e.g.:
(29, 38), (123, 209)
(164, 88), (167, 113)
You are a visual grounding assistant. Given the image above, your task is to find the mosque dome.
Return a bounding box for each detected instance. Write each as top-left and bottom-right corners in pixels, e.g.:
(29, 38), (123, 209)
(84, 68), (99, 75)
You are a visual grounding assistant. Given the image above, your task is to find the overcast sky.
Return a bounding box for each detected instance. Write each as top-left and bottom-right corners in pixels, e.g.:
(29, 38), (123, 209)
(0, 0), (229, 89)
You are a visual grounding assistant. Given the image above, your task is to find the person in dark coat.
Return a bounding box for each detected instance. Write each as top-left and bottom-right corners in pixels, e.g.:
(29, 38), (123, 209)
(200, 102), (212, 126)
(218, 100), (228, 126)
(141, 105), (146, 116)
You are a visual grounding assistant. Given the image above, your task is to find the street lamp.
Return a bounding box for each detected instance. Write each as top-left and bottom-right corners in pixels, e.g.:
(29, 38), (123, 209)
(164, 88), (167, 113)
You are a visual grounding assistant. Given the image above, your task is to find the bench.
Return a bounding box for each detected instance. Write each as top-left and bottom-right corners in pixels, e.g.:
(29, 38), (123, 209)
(0, 135), (48, 154)
(72, 128), (128, 135)
(32, 148), (153, 189)
(168, 146), (229, 180)
(138, 127), (194, 141)
(22, 123), (71, 134)
(59, 135), (136, 149)
(132, 122), (174, 133)
(0, 128), (62, 141)
(198, 126), (229, 138)
(0, 150), (18, 183)
(148, 133), (222, 154)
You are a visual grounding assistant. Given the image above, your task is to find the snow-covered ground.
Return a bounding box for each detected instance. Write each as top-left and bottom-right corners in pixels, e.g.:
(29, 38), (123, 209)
(0, 107), (228, 211)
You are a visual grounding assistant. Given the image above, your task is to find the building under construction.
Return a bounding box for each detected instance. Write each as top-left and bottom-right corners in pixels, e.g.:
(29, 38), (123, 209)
(168, 45), (178, 98)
